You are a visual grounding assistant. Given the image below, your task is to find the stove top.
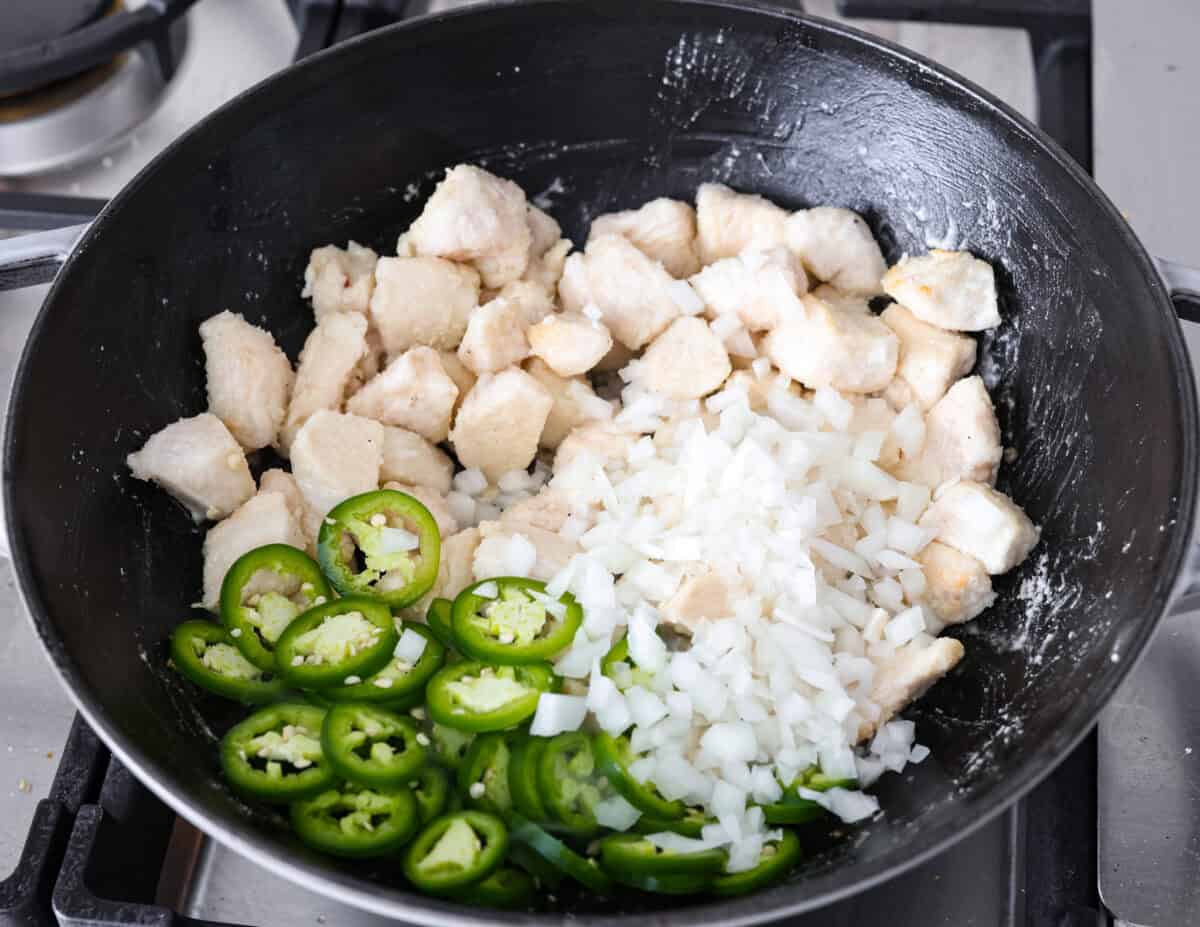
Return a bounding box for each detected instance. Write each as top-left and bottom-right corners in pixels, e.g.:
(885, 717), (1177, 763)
(0, 1), (1196, 925)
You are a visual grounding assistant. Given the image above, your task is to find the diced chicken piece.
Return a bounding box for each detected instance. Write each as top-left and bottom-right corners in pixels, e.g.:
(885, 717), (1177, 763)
(919, 481), (1039, 574)
(436, 349), (476, 418)
(849, 396), (902, 470)
(368, 256), (480, 358)
(557, 253), (593, 314)
(662, 567), (736, 629)
(862, 637), (964, 739)
(764, 293), (898, 393)
(523, 358), (613, 449)
(594, 340), (636, 373)
(553, 422), (638, 473)
(281, 312), (368, 451)
(127, 413), (255, 521)
(198, 311), (293, 451)
(301, 242), (377, 321)
(882, 249), (1001, 331)
(259, 468), (320, 554)
(636, 317), (731, 400)
(785, 207), (887, 296)
(527, 206), (561, 257)
(578, 235), (681, 350)
(498, 280), (555, 326)
(289, 410), (383, 519)
(410, 527), (481, 617)
(721, 370), (771, 412)
(881, 304), (977, 411)
(695, 183), (788, 265)
(201, 491), (306, 609)
(457, 296), (530, 374)
(689, 246), (807, 332)
(382, 481), (458, 538)
(917, 542), (996, 626)
(348, 325), (387, 397)
(896, 377), (1002, 488)
(811, 284), (870, 315)
(589, 198), (701, 278)
(396, 232), (416, 257)
(524, 238), (571, 294)
(380, 427), (454, 493)
(474, 520), (579, 582)
(346, 347), (459, 443)
(450, 368), (554, 481)
(407, 164), (531, 288)
(527, 312), (614, 377)
(501, 487), (572, 533)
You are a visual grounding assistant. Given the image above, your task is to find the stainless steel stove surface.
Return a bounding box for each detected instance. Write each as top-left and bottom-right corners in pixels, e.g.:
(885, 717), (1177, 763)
(0, 1), (1195, 925)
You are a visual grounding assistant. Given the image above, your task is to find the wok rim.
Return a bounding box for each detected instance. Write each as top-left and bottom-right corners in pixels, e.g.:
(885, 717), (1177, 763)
(6, 1), (1197, 923)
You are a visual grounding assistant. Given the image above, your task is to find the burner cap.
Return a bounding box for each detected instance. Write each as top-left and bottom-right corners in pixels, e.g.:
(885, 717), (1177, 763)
(0, 0), (112, 55)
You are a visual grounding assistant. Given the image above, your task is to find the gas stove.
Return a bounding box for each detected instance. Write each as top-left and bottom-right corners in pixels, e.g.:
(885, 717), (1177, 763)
(0, 2), (1196, 925)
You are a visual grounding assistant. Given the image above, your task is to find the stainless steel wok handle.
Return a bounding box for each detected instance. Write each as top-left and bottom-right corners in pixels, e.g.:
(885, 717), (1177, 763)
(0, 224), (90, 292)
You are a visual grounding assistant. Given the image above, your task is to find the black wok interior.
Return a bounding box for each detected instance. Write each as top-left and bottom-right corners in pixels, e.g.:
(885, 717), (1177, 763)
(5, 2), (1195, 922)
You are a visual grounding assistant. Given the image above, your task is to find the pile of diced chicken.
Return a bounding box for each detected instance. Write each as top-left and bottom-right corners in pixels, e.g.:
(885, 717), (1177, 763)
(127, 165), (1037, 844)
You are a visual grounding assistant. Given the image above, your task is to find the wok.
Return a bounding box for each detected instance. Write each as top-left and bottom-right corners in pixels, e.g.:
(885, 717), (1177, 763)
(1, 1), (1198, 923)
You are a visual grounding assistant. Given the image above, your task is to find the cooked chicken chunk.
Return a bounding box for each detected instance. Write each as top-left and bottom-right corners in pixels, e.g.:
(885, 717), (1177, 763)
(407, 164), (531, 288)
(662, 567), (736, 629)
(882, 249), (1001, 331)
(449, 368), (554, 481)
(689, 246), (807, 332)
(500, 486), (572, 533)
(289, 410), (383, 518)
(810, 283), (871, 315)
(524, 238), (571, 294)
(636, 317), (732, 400)
(457, 296), (530, 374)
(281, 312), (368, 451)
(527, 312), (614, 377)
(524, 358), (614, 449)
(578, 234), (681, 350)
(557, 253), (593, 314)
(896, 377), (1002, 488)
(301, 241), (377, 321)
(917, 542), (996, 626)
(346, 346), (459, 443)
(881, 304), (977, 410)
(553, 422), (638, 473)
(785, 207), (887, 296)
(589, 198), (701, 278)
(201, 491), (306, 609)
(409, 527), (481, 617)
(527, 206), (561, 256)
(127, 413), (255, 521)
(919, 481), (1039, 574)
(437, 349), (476, 401)
(368, 256), (480, 357)
(258, 468), (320, 553)
(764, 293), (898, 393)
(380, 427), (454, 493)
(498, 279), (555, 326)
(863, 637), (964, 739)
(474, 520), (579, 582)
(694, 183), (788, 264)
(382, 481), (458, 538)
(198, 311), (293, 451)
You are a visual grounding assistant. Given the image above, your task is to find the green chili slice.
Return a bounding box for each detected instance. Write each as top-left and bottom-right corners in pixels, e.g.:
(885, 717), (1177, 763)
(321, 703), (427, 789)
(598, 833), (727, 879)
(711, 829), (801, 896)
(451, 578), (582, 665)
(468, 866), (535, 909)
(290, 782), (419, 858)
(762, 766), (857, 826)
(507, 735), (550, 824)
(219, 544), (331, 671)
(538, 732), (613, 838)
(509, 814), (613, 894)
(634, 806), (711, 839)
(424, 597), (456, 649)
(593, 732), (684, 820)
(170, 620), (285, 704)
(317, 490), (440, 608)
(429, 722), (475, 771)
(412, 765), (450, 824)
(273, 596), (397, 690)
(219, 703), (334, 802)
(402, 811), (508, 893)
(321, 621), (444, 705)
(457, 733), (514, 818)
(425, 661), (556, 733)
